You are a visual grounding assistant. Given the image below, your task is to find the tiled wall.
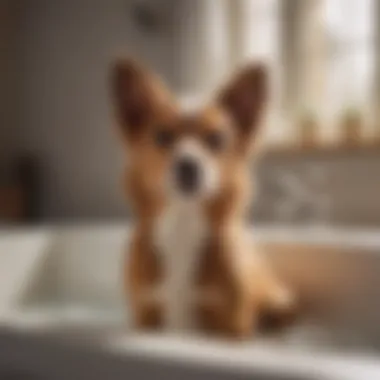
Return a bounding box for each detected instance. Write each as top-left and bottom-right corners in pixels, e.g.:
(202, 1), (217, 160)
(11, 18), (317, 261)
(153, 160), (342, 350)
(254, 150), (380, 227)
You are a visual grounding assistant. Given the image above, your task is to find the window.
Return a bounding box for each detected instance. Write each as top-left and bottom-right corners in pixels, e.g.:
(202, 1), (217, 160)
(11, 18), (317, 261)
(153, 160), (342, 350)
(241, 0), (280, 63)
(325, 0), (375, 125)
(226, 0), (377, 144)
(240, 0), (282, 142)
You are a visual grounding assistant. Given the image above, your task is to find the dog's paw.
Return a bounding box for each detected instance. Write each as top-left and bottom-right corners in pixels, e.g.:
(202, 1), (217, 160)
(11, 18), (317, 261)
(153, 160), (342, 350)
(193, 287), (225, 309)
(270, 287), (296, 312)
(259, 288), (298, 332)
(140, 285), (166, 306)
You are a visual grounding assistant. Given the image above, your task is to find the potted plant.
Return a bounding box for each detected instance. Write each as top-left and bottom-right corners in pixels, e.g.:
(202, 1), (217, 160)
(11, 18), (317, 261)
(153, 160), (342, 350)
(340, 106), (362, 146)
(298, 108), (319, 149)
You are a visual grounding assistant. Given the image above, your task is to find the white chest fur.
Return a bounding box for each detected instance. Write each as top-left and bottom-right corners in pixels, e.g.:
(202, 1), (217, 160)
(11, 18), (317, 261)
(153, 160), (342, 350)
(155, 200), (207, 332)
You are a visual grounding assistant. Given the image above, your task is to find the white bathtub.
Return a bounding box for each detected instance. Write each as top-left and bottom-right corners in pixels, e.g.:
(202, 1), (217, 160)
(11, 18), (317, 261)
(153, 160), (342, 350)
(1, 224), (380, 379)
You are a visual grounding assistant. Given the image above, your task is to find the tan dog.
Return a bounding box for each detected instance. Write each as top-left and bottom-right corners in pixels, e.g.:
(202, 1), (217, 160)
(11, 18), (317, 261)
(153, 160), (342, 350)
(110, 58), (295, 338)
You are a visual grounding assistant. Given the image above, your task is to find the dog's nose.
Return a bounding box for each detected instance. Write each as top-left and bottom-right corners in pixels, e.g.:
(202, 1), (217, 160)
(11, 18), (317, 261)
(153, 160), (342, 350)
(175, 157), (200, 194)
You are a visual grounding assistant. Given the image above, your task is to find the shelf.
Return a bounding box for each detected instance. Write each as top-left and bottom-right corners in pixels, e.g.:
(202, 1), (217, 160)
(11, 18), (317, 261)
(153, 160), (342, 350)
(263, 142), (380, 160)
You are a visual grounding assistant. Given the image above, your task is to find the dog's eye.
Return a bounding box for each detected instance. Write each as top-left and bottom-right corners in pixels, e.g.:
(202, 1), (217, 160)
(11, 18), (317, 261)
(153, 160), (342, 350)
(154, 129), (175, 148)
(204, 131), (225, 152)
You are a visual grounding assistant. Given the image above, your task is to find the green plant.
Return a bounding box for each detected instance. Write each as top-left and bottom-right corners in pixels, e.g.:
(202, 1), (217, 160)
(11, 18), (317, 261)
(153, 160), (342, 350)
(299, 107), (317, 124)
(342, 106), (361, 123)
(297, 107), (319, 147)
(299, 109), (319, 132)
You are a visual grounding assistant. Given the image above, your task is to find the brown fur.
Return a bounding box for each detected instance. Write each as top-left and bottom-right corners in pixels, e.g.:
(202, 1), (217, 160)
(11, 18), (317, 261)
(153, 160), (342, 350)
(111, 58), (295, 339)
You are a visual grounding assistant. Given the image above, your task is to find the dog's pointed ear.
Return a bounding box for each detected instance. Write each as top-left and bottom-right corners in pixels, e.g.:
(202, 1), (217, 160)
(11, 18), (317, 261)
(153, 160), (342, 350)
(110, 58), (174, 141)
(217, 63), (268, 141)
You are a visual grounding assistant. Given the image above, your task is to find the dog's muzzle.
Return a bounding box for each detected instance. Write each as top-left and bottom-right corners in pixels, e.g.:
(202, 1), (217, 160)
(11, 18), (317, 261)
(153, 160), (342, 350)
(174, 157), (200, 195)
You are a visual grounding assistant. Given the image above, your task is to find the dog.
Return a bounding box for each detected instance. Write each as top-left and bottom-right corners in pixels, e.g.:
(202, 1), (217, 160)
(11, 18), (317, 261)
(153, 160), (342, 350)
(110, 58), (295, 338)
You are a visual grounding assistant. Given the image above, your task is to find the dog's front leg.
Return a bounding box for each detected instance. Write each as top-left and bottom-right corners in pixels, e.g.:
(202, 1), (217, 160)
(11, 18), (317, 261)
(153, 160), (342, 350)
(127, 229), (163, 331)
(255, 264), (297, 330)
(195, 282), (257, 339)
(203, 234), (258, 339)
(223, 276), (258, 339)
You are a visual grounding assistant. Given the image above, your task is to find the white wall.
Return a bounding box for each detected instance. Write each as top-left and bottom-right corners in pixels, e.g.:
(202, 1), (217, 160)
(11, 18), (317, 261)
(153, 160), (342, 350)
(14, 0), (181, 220)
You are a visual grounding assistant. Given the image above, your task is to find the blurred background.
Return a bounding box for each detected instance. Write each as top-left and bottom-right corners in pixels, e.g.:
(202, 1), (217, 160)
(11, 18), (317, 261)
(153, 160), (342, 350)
(3, 3), (380, 376)
(0, 0), (379, 226)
